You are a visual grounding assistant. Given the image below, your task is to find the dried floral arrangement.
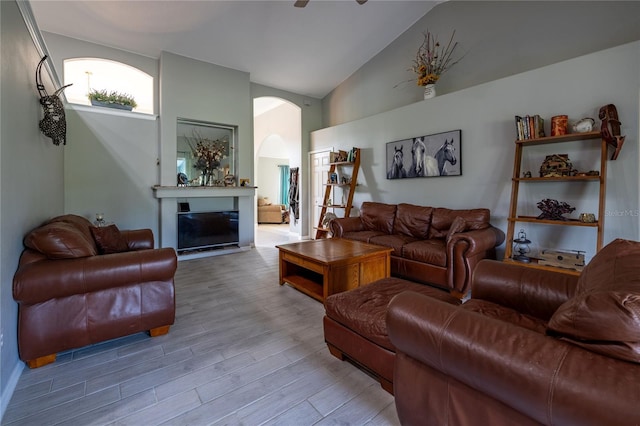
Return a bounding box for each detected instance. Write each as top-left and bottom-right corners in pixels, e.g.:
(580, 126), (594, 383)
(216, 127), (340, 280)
(411, 30), (461, 86)
(186, 131), (229, 173)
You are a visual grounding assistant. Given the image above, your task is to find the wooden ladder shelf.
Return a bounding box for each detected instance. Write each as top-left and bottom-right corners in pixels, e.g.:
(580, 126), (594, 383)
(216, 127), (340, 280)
(314, 148), (361, 239)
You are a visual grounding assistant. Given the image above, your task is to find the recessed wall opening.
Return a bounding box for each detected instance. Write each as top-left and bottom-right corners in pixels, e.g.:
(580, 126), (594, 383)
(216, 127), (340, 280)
(63, 58), (154, 114)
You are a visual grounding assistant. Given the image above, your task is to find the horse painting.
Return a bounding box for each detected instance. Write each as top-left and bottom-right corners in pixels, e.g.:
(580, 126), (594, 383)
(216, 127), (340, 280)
(386, 130), (461, 179)
(429, 139), (458, 176)
(387, 145), (407, 179)
(407, 137), (427, 177)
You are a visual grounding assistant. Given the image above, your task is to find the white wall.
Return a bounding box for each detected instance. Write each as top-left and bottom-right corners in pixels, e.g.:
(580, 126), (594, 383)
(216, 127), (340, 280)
(323, 1), (640, 127)
(64, 109), (159, 234)
(312, 42), (640, 261)
(1, 1), (65, 417)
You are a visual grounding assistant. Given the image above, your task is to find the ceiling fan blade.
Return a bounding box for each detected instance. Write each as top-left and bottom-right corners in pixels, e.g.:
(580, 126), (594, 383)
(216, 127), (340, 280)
(356, 0), (368, 4)
(294, 0), (309, 7)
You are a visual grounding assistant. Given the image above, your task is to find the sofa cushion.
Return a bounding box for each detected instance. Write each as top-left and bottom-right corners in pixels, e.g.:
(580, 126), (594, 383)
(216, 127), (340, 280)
(402, 239), (447, 267)
(343, 230), (385, 243)
(428, 208), (490, 239)
(548, 239), (640, 363)
(369, 234), (418, 256)
(360, 202), (396, 234)
(24, 222), (97, 259)
(90, 224), (129, 254)
(325, 277), (460, 351)
(393, 203), (433, 239)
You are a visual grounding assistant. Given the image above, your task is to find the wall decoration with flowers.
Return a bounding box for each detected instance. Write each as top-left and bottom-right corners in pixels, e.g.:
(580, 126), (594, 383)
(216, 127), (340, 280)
(411, 30), (462, 99)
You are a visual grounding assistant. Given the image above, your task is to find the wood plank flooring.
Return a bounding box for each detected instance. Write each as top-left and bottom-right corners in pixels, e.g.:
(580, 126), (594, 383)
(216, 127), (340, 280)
(3, 244), (399, 425)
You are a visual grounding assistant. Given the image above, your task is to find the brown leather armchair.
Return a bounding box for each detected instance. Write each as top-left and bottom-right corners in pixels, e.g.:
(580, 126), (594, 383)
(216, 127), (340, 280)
(13, 215), (177, 368)
(388, 239), (640, 426)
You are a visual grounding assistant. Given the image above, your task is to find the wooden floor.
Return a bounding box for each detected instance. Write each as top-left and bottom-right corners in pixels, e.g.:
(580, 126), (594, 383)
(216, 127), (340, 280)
(2, 245), (399, 425)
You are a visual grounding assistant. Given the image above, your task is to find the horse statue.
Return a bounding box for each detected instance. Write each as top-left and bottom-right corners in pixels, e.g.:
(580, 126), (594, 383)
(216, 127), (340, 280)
(407, 137), (427, 177)
(424, 139), (457, 176)
(387, 145), (406, 179)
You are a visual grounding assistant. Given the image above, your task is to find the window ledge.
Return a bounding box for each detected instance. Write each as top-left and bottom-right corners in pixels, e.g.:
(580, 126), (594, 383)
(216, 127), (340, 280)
(66, 104), (158, 121)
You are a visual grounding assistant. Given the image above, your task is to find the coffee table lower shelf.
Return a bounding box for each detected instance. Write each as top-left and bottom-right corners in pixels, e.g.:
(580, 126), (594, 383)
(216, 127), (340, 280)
(281, 274), (324, 302)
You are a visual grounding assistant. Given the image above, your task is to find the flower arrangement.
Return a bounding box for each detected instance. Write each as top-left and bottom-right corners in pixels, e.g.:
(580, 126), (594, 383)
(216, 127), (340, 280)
(412, 30), (461, 86)
(186, 131), (228, 174)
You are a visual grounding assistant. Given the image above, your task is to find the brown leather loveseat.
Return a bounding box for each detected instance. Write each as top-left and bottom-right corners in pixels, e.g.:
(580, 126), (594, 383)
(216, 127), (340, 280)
(388, 239), (640, 426)
(13, 214), (177, 368)
(330, 202), (504, 297)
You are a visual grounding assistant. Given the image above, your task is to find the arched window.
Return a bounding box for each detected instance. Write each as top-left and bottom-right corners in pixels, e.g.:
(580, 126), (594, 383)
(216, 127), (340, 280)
(63, 58), (153, 114)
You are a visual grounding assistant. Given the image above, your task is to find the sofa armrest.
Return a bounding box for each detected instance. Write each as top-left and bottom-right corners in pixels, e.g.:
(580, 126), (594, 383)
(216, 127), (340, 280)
(121, 229), (154, 250)
(13, 248), (177, 305)
(387, 291), (640, 426)
(446, 226), (505, 296)
(472, 259), (578, 321)
(329, 216), (364, 237)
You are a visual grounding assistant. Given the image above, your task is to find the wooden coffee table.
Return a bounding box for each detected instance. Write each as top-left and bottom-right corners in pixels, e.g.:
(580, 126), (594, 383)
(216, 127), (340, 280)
(277, 239), (393, 302)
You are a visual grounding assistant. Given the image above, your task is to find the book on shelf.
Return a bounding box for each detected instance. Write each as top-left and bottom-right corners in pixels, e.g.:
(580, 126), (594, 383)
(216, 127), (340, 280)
(515, 114), (545, 140)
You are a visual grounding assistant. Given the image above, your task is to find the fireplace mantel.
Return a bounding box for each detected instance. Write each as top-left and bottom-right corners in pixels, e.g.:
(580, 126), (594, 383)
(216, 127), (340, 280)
(152, 185), (257, 258)
(152, 185), (257, 199)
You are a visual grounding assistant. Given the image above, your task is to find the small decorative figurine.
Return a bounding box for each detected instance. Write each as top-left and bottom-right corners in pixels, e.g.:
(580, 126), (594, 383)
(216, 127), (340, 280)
(537, 199), (575, 221)
(539, 154), (577, 177)
(572, 117), (595, 133)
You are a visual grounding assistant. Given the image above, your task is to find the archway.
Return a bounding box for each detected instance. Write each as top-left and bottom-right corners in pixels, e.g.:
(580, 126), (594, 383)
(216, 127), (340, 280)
(253, 97), (302, 245)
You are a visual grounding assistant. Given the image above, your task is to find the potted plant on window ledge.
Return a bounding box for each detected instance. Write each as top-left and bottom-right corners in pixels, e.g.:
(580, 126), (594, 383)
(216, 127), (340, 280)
(88, 89), (137, 111)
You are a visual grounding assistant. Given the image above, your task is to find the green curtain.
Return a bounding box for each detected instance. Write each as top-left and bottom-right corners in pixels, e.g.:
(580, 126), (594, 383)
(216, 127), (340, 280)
(279, 165), (290, 208)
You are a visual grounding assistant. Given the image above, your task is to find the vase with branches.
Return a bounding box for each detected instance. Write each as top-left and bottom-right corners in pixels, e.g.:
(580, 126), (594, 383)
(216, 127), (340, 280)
(411, 30), (461, 98)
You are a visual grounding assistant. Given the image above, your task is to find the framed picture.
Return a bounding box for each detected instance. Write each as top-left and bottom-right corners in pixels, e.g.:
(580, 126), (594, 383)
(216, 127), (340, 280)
(386, 130), (461, 179)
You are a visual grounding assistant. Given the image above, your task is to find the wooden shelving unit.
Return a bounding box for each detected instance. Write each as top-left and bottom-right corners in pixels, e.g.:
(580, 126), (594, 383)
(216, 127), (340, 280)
(504, 130), (607, 272)
(314, 148), (360, 239)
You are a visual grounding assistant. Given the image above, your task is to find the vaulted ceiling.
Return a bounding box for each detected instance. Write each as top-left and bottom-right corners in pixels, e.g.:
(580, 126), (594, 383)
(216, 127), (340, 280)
(30, 0), (441, 98)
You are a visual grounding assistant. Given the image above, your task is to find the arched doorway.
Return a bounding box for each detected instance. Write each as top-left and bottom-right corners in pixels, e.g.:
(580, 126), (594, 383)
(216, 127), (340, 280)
(253, 97), (302, 246)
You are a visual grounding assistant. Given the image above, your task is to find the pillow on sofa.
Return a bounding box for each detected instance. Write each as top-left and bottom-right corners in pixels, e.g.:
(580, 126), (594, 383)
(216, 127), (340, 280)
(394, 203), (433, 239)
(446, 216), (468, 243)
(547, 239), (640, 363)
(361, 202), (397, 234)
(429, 208), (490, 239)
(24, 222), (97, 259)
(258, 197), (270, 207)
(90, 224), (129, 254)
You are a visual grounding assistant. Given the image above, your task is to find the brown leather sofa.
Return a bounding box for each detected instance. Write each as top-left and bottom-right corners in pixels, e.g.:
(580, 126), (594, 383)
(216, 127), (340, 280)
(13, 214), (177, 368)
(329, 202), (504, 298)
(388, 239), (640, 426)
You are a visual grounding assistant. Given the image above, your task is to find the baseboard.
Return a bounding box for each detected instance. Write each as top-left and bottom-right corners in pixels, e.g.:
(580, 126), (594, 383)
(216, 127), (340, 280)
(0, 360), (24, 422)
